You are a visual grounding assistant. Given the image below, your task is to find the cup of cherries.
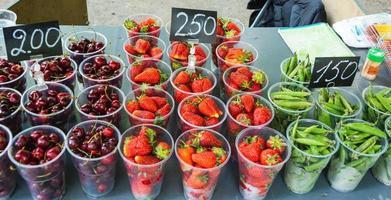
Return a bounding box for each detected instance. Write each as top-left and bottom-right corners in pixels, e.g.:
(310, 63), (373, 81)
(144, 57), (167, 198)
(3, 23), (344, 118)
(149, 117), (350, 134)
(8, 125), (67, 200)
(0, 125), (16, 200)
(0, 57), (27, 92)
(0, 87), (22, 133)
(66, 120), (120, 198)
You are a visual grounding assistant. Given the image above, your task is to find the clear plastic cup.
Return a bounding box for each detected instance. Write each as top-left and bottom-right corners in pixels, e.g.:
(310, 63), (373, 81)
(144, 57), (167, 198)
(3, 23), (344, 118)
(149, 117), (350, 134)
(64, 31), (107, 65)
(75, 84), (125, 127)
(371, 116), (391, 185)
(170, 66), (217, 103)
(21, 82), (74, 130)
(0, 87), (22, 133)
(327, 119), (388, 192)
(123, 14), (163, 38)
(236, 127), (291, 200)
(66, 120), (121, 198)
(177, 94), (227, 132)
(31, 55), (77, 91)
(267, 82), (314, 133)
(279, 58), (311, 87)
(362, 85), (391, 128)
(166, 42), (210, 70)
(119, 124), (174, 200)
(124, 86), (175, 128)
(0, 125), (16, 200)
(79, 54), (125, 88)
(175, 128), (231, 200)
(8, 125), (67, 200)
(222, 65), (269, 100)
(314, 88), (362, 128)
(284, 119), (339, 194)
(0, 57), (27, 92)
(0, 9), (17, 57)
(216, 41), (258, 75)
(123, 35), (166, 65)
(126, 58), (172, 91)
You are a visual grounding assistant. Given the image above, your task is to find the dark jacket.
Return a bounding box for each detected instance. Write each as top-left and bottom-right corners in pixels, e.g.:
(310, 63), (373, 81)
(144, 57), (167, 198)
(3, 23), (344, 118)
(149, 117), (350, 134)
(248, 0), (327, 27)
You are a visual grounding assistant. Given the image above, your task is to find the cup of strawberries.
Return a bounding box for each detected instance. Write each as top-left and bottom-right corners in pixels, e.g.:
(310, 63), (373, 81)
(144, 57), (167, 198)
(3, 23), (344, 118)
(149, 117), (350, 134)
(170, 66), (217, 103)
(119, 124), (174, 200)
(123, 35), (166, 64)
(178, 94), (227, 132)
(236, 127), (291, 200)
(124, 86), (174, 128)
(167, 41), (209, 69)
(123, 14), (162, 38)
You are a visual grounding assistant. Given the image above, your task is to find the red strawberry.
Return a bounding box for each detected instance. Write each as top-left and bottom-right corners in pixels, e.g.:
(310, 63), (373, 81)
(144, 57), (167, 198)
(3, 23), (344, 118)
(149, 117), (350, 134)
(126, 100), (139, 113)
(180, 103), (199, 114)
(192, 131), (223, 147)
(138, 96), (158, 112)
(154, 141), (171, 160)
(228, 98), (243, 118)
(149, 47), (163, 59)
(217, 45), (228, 58)
(148, 25), (160, 33)
(191, 78), (213, 93)
(150, 96), (167, 107)
(125, 43), (136, 55)
(229, 71), (250, 87)
(123, 135), (153, 158)
(192, 150), (217, 168)
(178, 145), (196, 165)
(205, 117), (219, 126)
(198, 97), (222, 118)
(182, 112), (205, 126)
(131, 177), (153, 197)
(133, 110), (155, 119)
(130, 62), (144, 80)
(170, 42), (189, 61)
(226, 22), (241, 33)
(175, 84), (191, 102)
(134, 68), (160, 84)
(239, 140), (261, 162)
(134, 39), (151, 54)
(156, 103), (171, 116)
(216, 25), (224, 36)
(253, 107), (272, 125)
(266, 136), (286, 154)
(186, 173), (208, 189)
(236, 67), (253, 79)
(194, 45), (206, 58)
(240, 95), (255, 113)
(236, 113), (252, 125)
(174, 71), (191, 85)
(260, 149), (283, 165)
(212, 147), (227, 165)
(249, 83), (262, 92)
(134, 155), (160, 164)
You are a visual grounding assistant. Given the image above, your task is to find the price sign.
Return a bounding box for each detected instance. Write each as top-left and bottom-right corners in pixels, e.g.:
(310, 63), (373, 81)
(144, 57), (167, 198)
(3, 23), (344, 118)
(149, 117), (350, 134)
(170, 8), (217, 43)
(3, 21), (63, 62)
(309, 56), (360, 88)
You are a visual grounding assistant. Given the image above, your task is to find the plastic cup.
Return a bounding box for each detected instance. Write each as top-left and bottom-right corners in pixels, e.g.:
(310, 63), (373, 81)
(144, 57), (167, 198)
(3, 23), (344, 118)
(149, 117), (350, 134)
(216, 41), (258, 76)
(126, 58), (172, 91)
(0, 9), (17, 57)
(279, 58), (311, 87)
(124, 86), (175, 128)
(8, 125), (67, 200)
(222, 65), (269, 100)
(75, 84), (125, 127)
(123, 14), (163, 38)
(314, 88), (362, 128)
(0, 87), (22, 133)
(327, 119), (388, 192)
(236, 127), (291, 200)
(267, 82), (314, 133)
(0, 125), (16, 200)
(362, 85), (391, 128)
(175, 128), (231, 200)
(0, 57), (27, 92)
(79, 54), (125, 89)
(177, 94), (227, 133)
(123, 35), (166, 65)
(371, 116), (391, 185)
(66, 120), (121, 198)
(170, 66), (217, 103)
(284, 119), (339, 194)
(64, 31), (107, 65)
(166, 42), (210, 70)
(119, 124), (174, 200)
(31, 56), (77, 91)
(21, 82), (74, 130)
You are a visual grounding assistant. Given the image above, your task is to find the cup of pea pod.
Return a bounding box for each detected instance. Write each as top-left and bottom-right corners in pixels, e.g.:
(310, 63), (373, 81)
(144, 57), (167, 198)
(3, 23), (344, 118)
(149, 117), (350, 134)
(327, 119), (388, 192)
(284, 118), (338, 194)
(314, 88), (362, 128)
(280, 53), (312, 87)
(371, 116), (391, 185)
(267, 82), (314, 133)
(362, 85), (391, 128)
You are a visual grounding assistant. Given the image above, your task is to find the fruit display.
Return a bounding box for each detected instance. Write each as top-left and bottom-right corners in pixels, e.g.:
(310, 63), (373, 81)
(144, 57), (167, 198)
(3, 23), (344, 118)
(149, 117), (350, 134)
(362, 85), (391, 128)
(0, 58), (26, 92)
(236, 127), (290, 200)
(79, 54), (125, 88)
(372, 116), (391, 186)
(327, 119), (387, 192)
(216, 41), (257, 74)
(124, 86), (174, 128)
(178, 94), (227, 132)
(21, 82), (74, 129)
(0, 87), (22, 133)
(175, 129), (230, 200)
(123, 35), (166, 64)
(8, 125), (66, 200)
(120, 124), (173, 200)
(170, 67), (216, 103)
(66, 120), (120, 198)
(314, 88), (361, 128)
(123, 14), (162, 38)
(127, 58), (171, 90)
(76, 84), (124, 127)
(284, 119), (338, 194)
(222, 65), (268, 99)
(0, 125), (16, 200)
(268, 82), (314, 133)
(167, 41), (209, 69)
(64, 31), (107, 64)
(280, 53), (312, 85)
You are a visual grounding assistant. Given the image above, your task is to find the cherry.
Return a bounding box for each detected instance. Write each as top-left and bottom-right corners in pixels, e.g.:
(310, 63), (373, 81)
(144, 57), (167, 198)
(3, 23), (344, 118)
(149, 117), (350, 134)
(102, 127), (113, 138)
(46, 146), (61, 161)
(32, 147), (45, 160)
(79, 86), (122, 116)
(97, 184), (107, 193)
(0, 58), (24, 82)
(37, 135), (50, 149)
(0, 130), (8, 151)
(14, 149), (31, 164)
(0, 90), (20, 118)
(82, 56), (121, 80)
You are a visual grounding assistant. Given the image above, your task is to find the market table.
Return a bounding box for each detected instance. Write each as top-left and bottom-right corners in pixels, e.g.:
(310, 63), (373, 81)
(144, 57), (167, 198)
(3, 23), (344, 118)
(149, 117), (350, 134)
(11, 26), (391, 200)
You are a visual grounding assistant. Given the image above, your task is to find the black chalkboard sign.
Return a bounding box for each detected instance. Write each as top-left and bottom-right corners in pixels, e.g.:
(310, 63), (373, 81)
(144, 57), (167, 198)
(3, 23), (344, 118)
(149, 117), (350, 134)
(3, 21), (63, 62)
(309, 56), (360, 88)
(170, 8), (217, 43)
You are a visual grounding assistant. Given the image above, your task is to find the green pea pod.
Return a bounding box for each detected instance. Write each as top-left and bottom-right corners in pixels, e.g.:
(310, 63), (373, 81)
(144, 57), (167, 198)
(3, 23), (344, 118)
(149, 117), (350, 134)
(339, 148), (346, 163)
(343, 123), (387, 138)
(288, 53), (298, 74)
(346, 157), (366, 168)
(355, 136), (376, 153)
(291, 117), (300, 139)
(304, 158), (329, 172)
(367, 96), (386, 112)
(271, 95), (304, 101)
(283, 57), (292, 74)
(294, 138), (328, 146)
(274, 100), (312, 110)
(336, 92), (354, 113)
(318, 110), (332, 127)
(271, 91), (311, 98)
(375, 93), (391, 113)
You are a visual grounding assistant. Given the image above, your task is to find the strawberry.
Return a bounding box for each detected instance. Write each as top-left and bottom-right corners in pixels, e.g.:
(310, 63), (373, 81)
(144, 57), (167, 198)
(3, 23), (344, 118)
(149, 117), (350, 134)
(134, 39), (151, 54)
(180, 103), (198, 114)
(126, 100), (139, 113)
(191, 77), (213, 93)
(149, 47), (163, 59)
(178, 144), (196, 165)
(138, 96), (158, 112)
(249, 83), (262, 92)
(123, 135), (153, 158)
(253, 107), (272, 125)
(192, 150), (217, 168)
(228, 98), (243, 118)
(217, 45), (228, 58)
(194, 45), (206, 58)
(125, 43), (136, 55)
(182, 112), (205, 126)
(229, 71), (250, 86)
(240, 94), (255, 113)
(131, 177), (153, 197)
(130, 62), (144, 80)
(266, 135), (286, 154)
(174, 71), (191, 85)
(139, 126), (157, 144)
(260, 149), (283, 165)
(186, 173), (209, 189)
(236, 113), (252, 125)
(170, 42), (189, 61)
(139, 18), (156, 27)
(216, 24), (224, 36)
(134, 68), (160, 84)
(135, 155), (160, 164)
(150, 96), (167, 107)
(192, 131), (223, 148)
(175, 84), (191, 102)
(252, 71), (265, 84)
(154, 141), (171, 160)
(124, 19), (138, 31)
(212, 147), (227, 165)
(205, 117), (219, 126)
(236, 67), (253, 79)
(156, 103), (171, 116)
(133, 110), (155, 119)
(238, 136), (262, 162)
(198, 97), (222, 118)
(148, 25), (159, 33)
(226, 22), (241, 33)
